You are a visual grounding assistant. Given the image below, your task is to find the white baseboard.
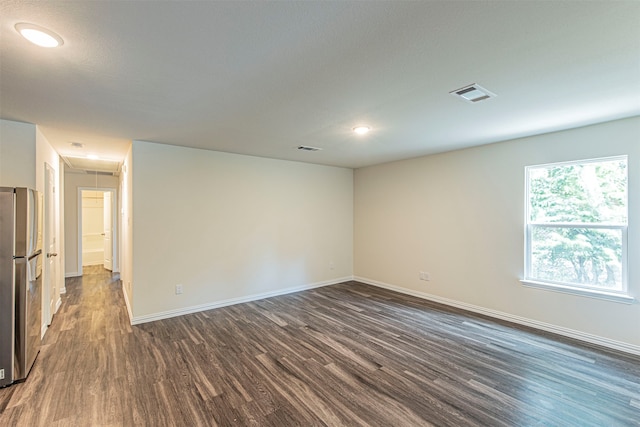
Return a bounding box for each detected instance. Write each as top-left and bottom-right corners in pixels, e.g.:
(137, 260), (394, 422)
(65, 272), (80, 278)
(122, 281), (133, 324)
(60, 286), (66, 294)
(354, 276), (640, 357)
(55, 297), (62, 313)
(131, 276), (352, 325)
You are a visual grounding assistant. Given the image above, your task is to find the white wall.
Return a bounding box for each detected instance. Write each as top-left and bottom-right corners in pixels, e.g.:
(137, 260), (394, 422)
(354, 117), (640, 350)
(130, 140), (353, 321)
(64, 170), (119, 276)
(0, 119), (36, 188)
(120, 146), (134, 317)
(58, 158), (65, 291)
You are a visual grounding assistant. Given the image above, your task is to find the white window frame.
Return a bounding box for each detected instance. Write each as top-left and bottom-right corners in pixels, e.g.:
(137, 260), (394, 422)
(521, 156), (634, 304)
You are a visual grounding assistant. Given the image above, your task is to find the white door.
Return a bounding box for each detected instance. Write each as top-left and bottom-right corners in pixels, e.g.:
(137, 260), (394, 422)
(103, 191), (112, 271)
(44, 163), (58, 326)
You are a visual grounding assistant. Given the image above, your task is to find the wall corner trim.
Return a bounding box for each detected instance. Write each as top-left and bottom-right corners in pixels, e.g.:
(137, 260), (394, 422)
(131, 276), (354, 325)
(354, 276), (640, 357)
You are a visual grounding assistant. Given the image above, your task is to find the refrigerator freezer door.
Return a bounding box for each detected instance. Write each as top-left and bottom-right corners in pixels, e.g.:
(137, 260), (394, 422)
(0, 188), (15, 387)
(14, 188), (41, 258)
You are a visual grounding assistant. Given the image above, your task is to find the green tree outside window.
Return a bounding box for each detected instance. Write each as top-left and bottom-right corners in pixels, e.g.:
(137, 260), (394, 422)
(527, 158), (627, 291)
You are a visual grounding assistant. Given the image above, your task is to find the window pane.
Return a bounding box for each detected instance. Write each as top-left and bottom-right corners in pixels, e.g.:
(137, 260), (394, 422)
(530, 226), (623, 291)
(529, 159), (627, 224)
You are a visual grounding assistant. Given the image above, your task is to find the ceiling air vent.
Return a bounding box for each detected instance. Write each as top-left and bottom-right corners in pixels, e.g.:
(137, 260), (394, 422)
(298, 145), (322, 152)
(450, 83), (496, 103)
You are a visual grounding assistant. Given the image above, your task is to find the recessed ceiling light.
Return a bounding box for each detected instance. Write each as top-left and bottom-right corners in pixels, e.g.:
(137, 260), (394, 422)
(15, 23), (64, 48)
(87, 154), (100, 160)
(353, 126), (371, 135)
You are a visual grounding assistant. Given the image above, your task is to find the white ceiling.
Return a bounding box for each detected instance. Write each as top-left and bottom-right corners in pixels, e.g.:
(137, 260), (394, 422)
(1, 1), (639, 169)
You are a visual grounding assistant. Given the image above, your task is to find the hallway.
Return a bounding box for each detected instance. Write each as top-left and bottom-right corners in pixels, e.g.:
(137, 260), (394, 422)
(0, 266), (130, 425)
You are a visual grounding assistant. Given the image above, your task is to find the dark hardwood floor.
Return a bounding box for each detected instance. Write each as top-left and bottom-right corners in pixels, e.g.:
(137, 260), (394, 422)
(1, 266), (639, 426)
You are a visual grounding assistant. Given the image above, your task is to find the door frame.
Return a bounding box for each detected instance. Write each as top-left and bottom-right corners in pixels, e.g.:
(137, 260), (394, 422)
(77, 187), (118, 276)
(43, 162), (57, 329)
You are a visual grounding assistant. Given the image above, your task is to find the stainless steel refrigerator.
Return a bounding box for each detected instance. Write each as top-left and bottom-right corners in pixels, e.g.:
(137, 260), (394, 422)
(0, 187), (43, 387)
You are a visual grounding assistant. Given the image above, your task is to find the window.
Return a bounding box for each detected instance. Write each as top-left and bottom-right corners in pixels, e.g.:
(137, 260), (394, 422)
(524, 156), (630, 301)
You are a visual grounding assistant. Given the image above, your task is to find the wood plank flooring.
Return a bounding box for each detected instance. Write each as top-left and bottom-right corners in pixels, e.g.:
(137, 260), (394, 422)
(1, 266), (639, 426)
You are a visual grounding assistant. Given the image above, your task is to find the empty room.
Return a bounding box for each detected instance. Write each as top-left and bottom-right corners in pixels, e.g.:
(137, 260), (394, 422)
(0, 1), (638, 426)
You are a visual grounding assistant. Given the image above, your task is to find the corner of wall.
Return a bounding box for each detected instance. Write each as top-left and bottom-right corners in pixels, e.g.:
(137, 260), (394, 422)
(120, 144), (134, 318)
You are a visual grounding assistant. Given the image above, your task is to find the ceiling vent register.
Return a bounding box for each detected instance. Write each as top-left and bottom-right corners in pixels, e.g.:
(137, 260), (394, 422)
(297, 146), (323, 152)
(450, 83), (497, 103)
(62, 156), (121, 175)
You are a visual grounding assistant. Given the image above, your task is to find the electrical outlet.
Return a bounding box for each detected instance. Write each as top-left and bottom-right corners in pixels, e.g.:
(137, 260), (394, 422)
(419, 271), (432, 281)
(329, 261), (335, 270)
(0, 368), (4, 380)
(175, 284), (183, 295)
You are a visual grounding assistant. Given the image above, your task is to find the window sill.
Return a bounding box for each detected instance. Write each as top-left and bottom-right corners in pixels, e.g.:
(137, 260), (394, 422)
(520, 280), (636, 304)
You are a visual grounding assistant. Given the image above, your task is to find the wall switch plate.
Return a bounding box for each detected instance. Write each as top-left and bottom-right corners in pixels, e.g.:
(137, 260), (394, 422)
(175, 284), (183, 295)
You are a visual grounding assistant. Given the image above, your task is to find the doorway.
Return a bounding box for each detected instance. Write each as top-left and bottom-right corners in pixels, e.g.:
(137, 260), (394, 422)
(44, 163), (58, 328)
(78, 187), (117, 276)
